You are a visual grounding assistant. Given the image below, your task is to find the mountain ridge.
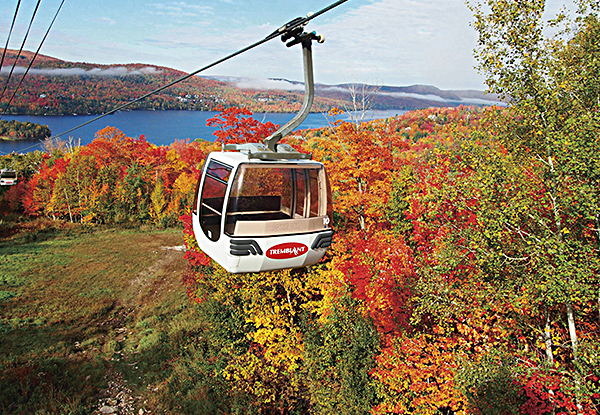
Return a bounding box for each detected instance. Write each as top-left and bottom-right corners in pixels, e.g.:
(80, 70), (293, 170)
(204, 76), (502, 109)
(1, 49), (501, 115)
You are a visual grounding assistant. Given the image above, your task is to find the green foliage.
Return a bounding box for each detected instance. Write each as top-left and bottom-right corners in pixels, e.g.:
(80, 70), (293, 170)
(115, 161), (152, 223)
(0, 290), (17, 301)
(385, 168), (415, 236)
(303, 296), (380, 415)
(150, 176), (167, 225)
(456, 351), (526, 415)
(469, 0), (600, 361)
(0, 120), (51, 140)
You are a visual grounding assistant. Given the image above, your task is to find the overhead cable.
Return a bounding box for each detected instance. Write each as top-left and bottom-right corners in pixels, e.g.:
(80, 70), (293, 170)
(0, 0), (349, 155)
(0, 0), (22, 71)
(0, 0), (42, 105)
(1, 0), (67, 119)
(51, 0), (349, 140)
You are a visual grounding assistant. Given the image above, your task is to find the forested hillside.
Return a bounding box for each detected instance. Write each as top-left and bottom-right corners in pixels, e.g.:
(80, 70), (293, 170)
(0, 49), (496, 116)
(0, 49), (344, 115)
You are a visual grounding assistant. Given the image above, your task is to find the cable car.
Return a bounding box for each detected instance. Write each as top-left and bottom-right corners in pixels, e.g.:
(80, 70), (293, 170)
(191, 26), (333, 273)
(0, 169), (17, 186)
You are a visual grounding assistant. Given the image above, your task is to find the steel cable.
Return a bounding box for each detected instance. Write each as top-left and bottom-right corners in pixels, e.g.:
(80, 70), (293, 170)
(50, 0), (349, 140)
(0, 0), (22, 72)
(1, 0), (66, 120)
(0, 0), (42, 105)
(2, 0), (349, 154)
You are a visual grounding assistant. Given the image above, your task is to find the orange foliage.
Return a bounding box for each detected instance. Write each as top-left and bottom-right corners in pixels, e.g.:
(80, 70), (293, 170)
(6, 105), (598, 414)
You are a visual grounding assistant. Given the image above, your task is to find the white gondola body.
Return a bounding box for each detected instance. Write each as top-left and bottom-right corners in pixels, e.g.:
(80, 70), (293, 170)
(192, 150), (333, 273)
(0, 169), (17, 186)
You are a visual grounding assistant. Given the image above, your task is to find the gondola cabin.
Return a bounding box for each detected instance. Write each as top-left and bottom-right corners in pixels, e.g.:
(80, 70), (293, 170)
(0, 169), (17, 186)
(192, 143), (333, 273)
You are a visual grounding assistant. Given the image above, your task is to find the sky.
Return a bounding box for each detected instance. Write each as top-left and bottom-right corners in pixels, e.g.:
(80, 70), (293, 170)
(0, 0), (575, 91)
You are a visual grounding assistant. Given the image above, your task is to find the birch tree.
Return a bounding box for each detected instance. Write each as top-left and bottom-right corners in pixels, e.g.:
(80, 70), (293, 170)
(468, 0), (600, 409)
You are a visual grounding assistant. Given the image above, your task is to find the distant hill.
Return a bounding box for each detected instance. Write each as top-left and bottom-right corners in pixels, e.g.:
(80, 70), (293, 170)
(0, 49), (344, 116)
(205, 77), (503, 111)
(315, 83), (502, 110)
(0, 49), (500, 116)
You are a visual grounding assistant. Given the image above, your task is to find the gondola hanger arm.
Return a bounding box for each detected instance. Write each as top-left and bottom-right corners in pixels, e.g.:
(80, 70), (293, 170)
(263, 29), (325, 152)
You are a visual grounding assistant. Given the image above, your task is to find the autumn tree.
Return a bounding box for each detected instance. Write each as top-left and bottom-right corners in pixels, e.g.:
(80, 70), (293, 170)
(303, 109), (411, 235)
(467, 0), (600, 410)
(206, 107), (278, 144)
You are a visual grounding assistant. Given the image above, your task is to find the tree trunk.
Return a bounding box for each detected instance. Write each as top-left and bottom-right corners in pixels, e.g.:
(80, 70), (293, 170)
(64, 187), (73, 223)
(544, 308), (554, 364)
(565, 301), (578, 360)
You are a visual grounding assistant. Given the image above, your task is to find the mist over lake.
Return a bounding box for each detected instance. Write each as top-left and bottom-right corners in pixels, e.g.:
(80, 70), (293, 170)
(0, 109), (406, 154)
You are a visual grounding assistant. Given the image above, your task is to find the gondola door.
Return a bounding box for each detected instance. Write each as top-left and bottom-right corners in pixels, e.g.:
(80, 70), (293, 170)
(192, 155), (234, 270)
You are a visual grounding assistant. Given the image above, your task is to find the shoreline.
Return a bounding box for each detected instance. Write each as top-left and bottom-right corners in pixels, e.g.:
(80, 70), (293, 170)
(1, 137), (44, 142)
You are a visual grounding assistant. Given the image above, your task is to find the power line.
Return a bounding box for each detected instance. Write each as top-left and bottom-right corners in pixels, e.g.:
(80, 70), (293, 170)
(0, 0), (42, 105)
(0, 0), (66, 119)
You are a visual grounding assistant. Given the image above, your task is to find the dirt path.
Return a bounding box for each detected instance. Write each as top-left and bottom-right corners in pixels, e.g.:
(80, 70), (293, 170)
(91, 242), (189, 415)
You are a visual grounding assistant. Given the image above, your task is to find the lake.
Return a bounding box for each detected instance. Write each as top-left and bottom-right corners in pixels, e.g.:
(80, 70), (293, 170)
(0, 109), (406, 154)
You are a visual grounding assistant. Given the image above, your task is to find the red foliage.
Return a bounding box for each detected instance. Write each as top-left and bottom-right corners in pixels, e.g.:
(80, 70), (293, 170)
(515, 362), (597, 415)
(169, 139), (209, 168)
(180, 213), (210, 267)
(335, 232), (415, 338)
(206, 107), (278, 144)
(3, 181), (26, 211)
(406, 155), (480, 285)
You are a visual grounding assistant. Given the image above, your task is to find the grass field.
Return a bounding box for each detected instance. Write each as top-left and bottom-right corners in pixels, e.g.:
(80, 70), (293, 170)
(0, 218), (227, 414)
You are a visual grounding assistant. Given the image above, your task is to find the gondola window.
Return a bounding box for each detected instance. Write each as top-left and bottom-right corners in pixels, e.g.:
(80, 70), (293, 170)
(200, 160), (232, 241)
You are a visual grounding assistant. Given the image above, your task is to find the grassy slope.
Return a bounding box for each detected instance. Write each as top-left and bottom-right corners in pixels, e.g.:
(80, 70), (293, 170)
(0, 220), (224, 414)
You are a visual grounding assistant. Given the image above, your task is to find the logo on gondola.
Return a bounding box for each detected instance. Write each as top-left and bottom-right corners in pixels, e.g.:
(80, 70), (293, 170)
(266, 242), (308, 260)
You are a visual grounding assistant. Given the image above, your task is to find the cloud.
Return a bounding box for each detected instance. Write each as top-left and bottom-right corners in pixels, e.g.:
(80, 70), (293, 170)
(149, 2), (213, 16)
(376, 91), (503, 106)
(137, 21), (296, 78)
(96, 17), (116, 25)
(9, 0), (578, 94)
(319, 85), (503, 106)
(311, 0), (486, 89)
(147, 0), (488, 90)
(138, 66), (164, 75)
(234, 78), (306, 91)
(0, 66), (164, 76)
(153, 0), (578, 90)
